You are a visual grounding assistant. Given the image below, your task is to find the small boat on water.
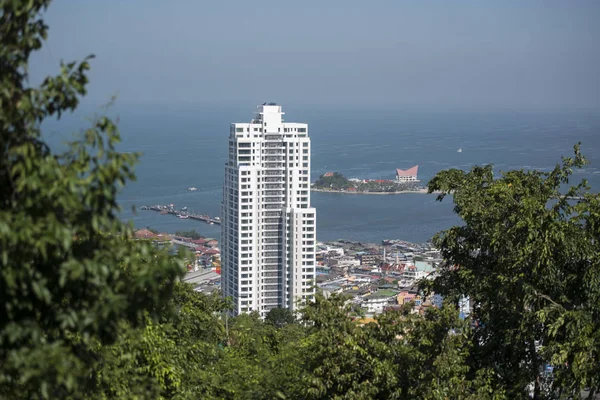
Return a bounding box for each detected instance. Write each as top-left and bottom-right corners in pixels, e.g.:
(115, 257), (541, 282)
(181, 206), (188, 211)
(160, 210), (168, 215)
(209, 222), (214, 225)
(457, 148), (463, 153)
(179, 215), (189, 219)
(188, 187), (198, 191)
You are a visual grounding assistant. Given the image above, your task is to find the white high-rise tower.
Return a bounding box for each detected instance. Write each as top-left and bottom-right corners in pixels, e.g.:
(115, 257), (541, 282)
(221, 103), (316, 317)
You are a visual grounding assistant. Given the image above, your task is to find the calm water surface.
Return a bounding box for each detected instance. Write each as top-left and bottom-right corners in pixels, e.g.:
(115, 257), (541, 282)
(44, 105), (600, 243)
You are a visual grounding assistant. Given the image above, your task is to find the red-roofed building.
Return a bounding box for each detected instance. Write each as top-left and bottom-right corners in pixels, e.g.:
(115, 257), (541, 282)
(204, 239), (218, 248)
(194, 245), (209, 253)
(395, 165), (419, 183)
(323, 172), (334, 177)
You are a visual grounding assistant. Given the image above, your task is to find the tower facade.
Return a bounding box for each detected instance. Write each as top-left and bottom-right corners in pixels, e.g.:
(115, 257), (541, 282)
(221, 103), (316, 317)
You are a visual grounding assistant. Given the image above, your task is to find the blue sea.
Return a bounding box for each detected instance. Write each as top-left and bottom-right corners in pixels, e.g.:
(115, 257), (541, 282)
(44, 105), (600, 244)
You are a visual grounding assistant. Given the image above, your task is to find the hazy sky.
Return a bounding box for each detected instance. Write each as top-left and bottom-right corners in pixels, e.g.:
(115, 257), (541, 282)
(30, 0), (600, 110)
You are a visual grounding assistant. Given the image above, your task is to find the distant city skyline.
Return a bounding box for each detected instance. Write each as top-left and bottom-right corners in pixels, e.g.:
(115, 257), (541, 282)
(30, 0), (600, 110)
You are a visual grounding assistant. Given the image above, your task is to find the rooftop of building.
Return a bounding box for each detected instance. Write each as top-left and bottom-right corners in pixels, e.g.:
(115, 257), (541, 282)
(396, 165), (419, 177)
(183, 270), (221, 286)
(414, 260), (436, 272)
(365, 289), (399, 299)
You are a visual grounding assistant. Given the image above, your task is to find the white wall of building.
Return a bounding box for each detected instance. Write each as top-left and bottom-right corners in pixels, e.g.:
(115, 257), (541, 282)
(221, 104), (316, 317)
(363, 296), (393, 314)
(459, 296), (471, 318)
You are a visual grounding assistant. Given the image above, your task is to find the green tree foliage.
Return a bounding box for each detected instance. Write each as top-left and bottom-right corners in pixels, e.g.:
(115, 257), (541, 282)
(61, 283), (507, 399)
(0, 1), (185, 397)
(299, 294), (504, 400)
(428, 144), (600, 399)
(174, 229), (204, 240)
(313, 172), (352, 190)
(265, 307), (296, 328)
(91, 284), (231, 399)
(299, 293), (394, 399)
(94, 283), (306, 399)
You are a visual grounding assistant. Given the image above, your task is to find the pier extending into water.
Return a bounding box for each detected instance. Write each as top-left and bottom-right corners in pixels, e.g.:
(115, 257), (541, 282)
(140, 205), (221, 225)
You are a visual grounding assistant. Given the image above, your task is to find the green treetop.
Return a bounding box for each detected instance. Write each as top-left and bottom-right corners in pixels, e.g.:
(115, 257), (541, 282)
(313, 172), (353, 190)
(0, 1), (185, 398)
(174, 229), (204, 240)
(427, 144), (600, 399)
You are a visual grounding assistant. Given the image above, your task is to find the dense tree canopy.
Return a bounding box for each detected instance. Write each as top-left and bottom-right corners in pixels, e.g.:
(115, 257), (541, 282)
(313, 172), (353, 190)
(0, 1), (184, 397)
(174, 230), (204, 240)
(428, 145), (600, 399)
(265, 307), (296, 328)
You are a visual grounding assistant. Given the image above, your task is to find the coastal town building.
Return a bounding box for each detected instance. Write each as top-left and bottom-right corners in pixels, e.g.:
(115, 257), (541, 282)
(329, 256), (360, 269)
(363, 290), (398, 314)
(310, 239), (448, 316)
(359, 253), (381, 266)
(396, 165), (420, 183)
(221, 103), (316, 317)
(134, 225), (449, 318)
(143, 224), (446, 318)
(316, 244), (345, 258)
